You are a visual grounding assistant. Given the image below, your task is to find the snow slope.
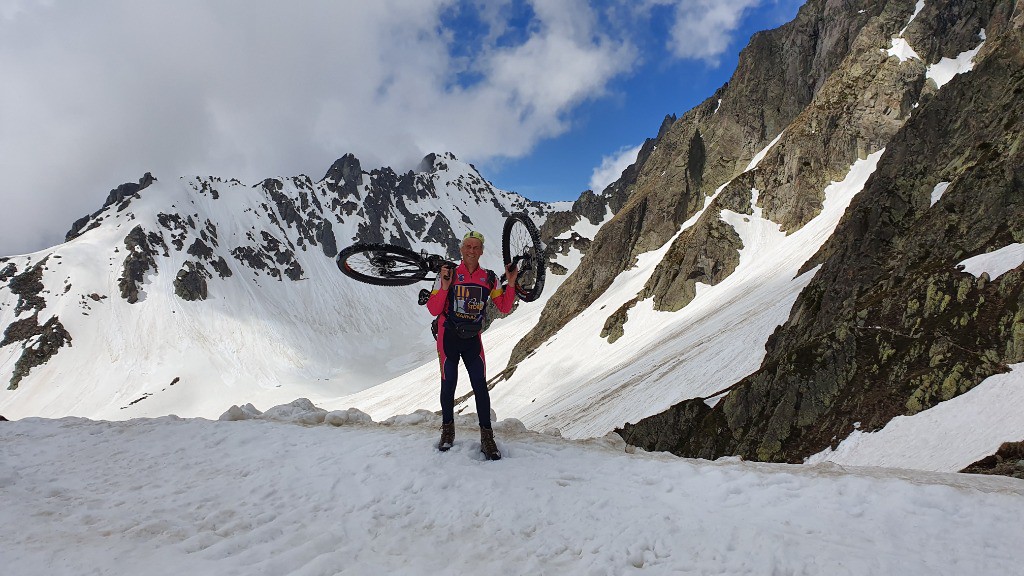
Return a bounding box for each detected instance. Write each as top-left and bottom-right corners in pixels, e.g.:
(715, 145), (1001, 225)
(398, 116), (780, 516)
(2, 407), (1022, 575)
(0, 154), (547, 420)
(338, 149), (885, 440)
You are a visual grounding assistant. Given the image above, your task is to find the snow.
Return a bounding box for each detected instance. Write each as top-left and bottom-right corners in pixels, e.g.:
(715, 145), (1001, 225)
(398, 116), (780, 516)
(808, 363), (1024, 471)
(3, 406), (1024, 576)
(0, 156), (545, 421)
(886, 37), (921, 62)
(930, 180), (950, 206)
(900, 0), (927, 36)
(556, 205), (609, 241)
(745, 132), (783, 171)
(884, 13), (985, 91)
(927, 30), (986, 89)
(957, 243), (1024, 280)
(886, 1), (926, 61)
(347, 150), (887, 442)
(886, 2), (987, 89)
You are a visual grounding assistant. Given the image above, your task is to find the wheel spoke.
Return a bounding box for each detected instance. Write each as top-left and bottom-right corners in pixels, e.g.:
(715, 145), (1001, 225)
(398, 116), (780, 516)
(501, 213), (546, 302)
(337, 243), (430, 286)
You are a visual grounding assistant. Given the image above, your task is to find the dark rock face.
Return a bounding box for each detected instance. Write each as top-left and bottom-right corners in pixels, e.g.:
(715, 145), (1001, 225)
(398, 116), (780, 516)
(6, 315), (72, 390)
(187, 238), (214, 260)
(962, 441), (1024, 479)
(158, 213), (192, 251)
(642, 210), (743, 313)
(600, 297), (638, 344)
(509, 0), (891, 366)
(209, 256), (233, 279)
(118, 226), (162, 303)
(174, 262), (210, 301)
(511, 197), (649, 365)
(547, 232), (592, 258)
(425, 214), (461, 260)
(357, 168), (403, 246)
(1, 262), (17, 282)
(230, 231), (304, 282)
(539, 211), (581, 246)
(322, 153), (363, 200)
(8, 259), (47, 315)
(262, 178), (324, 252)
(572, 190), (606, 225)
(2, 256), (73, 389)
(621, 2), (1024, 465)
(66, 173), (156, 241)
(318, 220), (338, 258)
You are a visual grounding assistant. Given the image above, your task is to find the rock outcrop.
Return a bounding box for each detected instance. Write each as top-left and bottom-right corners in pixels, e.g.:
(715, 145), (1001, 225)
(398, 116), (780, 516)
(620, 0), (1024, 464)
(509, 0), (917, 367)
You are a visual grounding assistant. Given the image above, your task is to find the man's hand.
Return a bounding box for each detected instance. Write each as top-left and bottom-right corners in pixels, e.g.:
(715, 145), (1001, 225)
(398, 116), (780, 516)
(505, 262), (518, 287)
(440, 264), (454, 290)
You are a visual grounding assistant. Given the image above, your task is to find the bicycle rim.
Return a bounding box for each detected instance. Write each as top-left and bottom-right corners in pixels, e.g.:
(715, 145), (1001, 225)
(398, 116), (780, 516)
(502, 213), (546, 302)
(336, 243), (429, 286)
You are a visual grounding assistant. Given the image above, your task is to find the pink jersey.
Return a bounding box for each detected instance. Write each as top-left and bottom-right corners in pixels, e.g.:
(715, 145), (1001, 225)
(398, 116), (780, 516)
(427, 262), (515, 329)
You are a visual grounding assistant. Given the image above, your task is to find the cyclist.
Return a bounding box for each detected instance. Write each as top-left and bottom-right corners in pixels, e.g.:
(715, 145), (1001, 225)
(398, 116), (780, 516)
(426, 230), (517, 460)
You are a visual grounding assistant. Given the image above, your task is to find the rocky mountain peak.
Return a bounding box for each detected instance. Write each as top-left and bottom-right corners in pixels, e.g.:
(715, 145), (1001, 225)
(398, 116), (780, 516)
(322, 153), (362, 185)
(0, 152), (551, 407)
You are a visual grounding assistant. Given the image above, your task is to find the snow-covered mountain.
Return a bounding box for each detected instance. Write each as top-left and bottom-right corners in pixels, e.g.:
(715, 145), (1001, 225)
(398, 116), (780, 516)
(3, 0), (1024, 483)
(339, 0), (1024, 477)
(0, 152), (574, 420)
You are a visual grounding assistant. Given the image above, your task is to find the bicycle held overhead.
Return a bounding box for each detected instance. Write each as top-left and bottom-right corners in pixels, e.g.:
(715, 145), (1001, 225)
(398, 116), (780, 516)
(335, 212), (546, 303)
(335, 212), (546, 460)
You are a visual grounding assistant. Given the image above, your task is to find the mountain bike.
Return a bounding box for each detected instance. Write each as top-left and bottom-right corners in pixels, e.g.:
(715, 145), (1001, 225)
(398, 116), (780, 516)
(336, 212), (546, 303)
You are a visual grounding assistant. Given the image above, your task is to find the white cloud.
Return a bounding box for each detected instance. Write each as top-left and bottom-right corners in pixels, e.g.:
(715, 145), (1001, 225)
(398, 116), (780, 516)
(670, 0), (763, 64)
(0, 0), (780, 255)
(648, 0), (764, 65)
(0, 0), (640, 255)
(589, 144), (642, 193)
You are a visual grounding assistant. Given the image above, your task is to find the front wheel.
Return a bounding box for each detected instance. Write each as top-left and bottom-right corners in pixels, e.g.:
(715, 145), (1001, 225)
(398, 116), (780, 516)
(502, 213), (546, 302)
(336, 243), (430, 286)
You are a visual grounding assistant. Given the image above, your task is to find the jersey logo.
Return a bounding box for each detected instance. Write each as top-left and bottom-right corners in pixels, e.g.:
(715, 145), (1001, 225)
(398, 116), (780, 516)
(453, 284), (486, 320)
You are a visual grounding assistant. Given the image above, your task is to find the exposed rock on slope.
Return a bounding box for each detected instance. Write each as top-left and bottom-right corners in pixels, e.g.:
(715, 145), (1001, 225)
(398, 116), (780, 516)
(0, 152), (551, 407)
(509, 0), (919, 366)
(621, 0), (1024, 463)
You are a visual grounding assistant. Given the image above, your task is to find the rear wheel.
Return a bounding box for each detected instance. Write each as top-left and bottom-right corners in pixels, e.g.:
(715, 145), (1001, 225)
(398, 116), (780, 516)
(502, 213), (546, 302)
(336, 243), (429, 286)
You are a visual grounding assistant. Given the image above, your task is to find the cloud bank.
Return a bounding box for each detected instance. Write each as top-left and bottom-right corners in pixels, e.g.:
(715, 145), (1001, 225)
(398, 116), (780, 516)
(0, 0), (774, 255)
(589, 144), (643, 193)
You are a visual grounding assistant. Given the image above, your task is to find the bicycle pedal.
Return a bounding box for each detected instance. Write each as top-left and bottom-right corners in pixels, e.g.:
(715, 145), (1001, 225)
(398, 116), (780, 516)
(417, 289), (430, 305)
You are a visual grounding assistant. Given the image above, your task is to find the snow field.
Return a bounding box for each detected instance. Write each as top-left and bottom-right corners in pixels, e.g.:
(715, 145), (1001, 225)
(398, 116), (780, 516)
(2, 410), (1023, 576)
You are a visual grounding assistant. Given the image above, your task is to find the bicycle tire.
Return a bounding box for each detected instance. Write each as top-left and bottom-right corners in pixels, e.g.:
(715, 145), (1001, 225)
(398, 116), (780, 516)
(336, 243), (430, 286)
(502, 212), (546, 302)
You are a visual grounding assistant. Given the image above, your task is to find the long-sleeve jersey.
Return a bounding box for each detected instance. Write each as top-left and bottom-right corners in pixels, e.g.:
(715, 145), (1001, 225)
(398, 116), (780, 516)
(426, 262), (515, 329)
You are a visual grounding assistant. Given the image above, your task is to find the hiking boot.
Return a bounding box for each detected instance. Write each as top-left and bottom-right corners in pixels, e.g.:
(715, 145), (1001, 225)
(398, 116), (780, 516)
(438, 422), (455, 452)
(480, 427), (501, 460)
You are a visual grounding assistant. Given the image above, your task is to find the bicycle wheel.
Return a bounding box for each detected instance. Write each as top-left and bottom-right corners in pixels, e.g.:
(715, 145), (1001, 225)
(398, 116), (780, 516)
(336, 243), (430, 286)
(502, 212), (546, 302)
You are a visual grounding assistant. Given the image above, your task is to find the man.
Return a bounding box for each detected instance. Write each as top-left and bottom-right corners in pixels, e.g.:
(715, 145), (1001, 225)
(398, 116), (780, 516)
(426, 230), (517, 460)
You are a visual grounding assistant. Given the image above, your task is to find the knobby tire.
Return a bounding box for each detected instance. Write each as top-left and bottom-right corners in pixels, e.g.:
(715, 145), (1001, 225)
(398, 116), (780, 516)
(501, 213), (546, 302)
(336, 243), (430, 286)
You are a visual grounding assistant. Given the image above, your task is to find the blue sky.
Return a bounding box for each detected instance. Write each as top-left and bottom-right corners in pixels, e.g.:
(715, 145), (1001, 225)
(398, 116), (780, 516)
(0, 0), (804, 255)
(482, 0), (804, 201)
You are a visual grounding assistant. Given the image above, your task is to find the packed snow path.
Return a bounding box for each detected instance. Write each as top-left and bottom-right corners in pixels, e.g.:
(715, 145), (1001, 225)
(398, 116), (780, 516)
(2, 413), (1023, 575)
